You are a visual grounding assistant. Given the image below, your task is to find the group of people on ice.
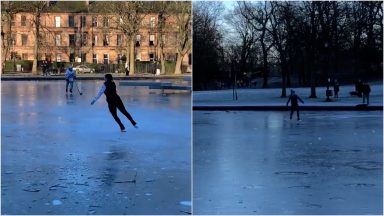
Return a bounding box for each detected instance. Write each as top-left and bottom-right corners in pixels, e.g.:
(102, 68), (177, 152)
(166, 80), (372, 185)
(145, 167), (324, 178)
(286, 78), (372, 121)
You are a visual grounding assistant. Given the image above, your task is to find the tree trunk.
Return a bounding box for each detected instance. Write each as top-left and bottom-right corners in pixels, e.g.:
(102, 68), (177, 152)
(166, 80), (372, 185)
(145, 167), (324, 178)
(159, 36), (166, 75)
(174, 52), (183, 75)
(262, 46), (268, 88)
(32, 37), (38, 74)
(126, 41), (130, 76)
(32, 11), (40, 75)
(280, 60), (287, 98)
(308, 1), (317, 98)
(129, 39), (135, 75)
(309, 54), (317, 98)
(1, 15), (12, 75)
(160, 51), (165, 75)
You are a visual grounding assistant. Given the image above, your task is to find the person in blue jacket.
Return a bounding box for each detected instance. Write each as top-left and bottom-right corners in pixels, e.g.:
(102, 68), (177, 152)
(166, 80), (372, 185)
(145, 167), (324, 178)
(65, 65), (76, 94)
(91, 74), (138, 132)
(286, 89), (304, 120)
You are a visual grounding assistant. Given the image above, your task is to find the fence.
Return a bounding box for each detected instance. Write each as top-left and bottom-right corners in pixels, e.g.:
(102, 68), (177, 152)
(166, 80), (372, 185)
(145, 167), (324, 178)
(3, 60), (179, 75)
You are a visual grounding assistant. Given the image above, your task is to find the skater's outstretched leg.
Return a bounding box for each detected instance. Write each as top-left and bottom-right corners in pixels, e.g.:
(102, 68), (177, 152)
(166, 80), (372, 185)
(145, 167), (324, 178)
(69, 81), (73, 93)
(65, 80), (69, 93)
(116, 99), (137, 127)
(108, 103), (125, 130)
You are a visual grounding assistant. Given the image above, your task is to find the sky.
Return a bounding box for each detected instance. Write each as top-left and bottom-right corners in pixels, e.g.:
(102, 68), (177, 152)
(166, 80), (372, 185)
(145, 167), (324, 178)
(223, 0), (235, 10)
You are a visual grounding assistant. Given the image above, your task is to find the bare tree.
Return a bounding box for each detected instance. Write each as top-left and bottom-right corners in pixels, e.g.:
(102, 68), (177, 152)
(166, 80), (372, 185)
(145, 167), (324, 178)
(29, 1), (49, 74)
(1, 1), (23, 73)
(238, 1), (273, 88)
(171, 1), (192, 75)
(151, 1), (172, 75)
(193, 1), (224, 90)
(267, 2), (297, 97)
(226, 3), (258, 88)
(99, 1), (146, 75)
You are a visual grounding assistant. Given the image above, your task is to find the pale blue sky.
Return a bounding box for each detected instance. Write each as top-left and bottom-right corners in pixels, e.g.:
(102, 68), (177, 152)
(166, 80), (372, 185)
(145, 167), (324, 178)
(223, 0), (235, 10)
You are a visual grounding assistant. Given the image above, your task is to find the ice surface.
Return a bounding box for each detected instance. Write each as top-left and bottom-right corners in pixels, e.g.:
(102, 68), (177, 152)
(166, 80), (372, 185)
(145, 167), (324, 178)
(1, 80), (191, 215)
(193, 111), (383, 215)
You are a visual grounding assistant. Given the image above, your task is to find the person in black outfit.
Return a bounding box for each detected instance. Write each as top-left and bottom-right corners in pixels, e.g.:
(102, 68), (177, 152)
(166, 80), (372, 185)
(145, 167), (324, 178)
(91, 74), (138, 132)
(286, 90), (304, 120)
(356, 79), (363, 97)
(333, 79), (340, 98)
(41, 60), (46, 76)
(362, 83), (371, 105)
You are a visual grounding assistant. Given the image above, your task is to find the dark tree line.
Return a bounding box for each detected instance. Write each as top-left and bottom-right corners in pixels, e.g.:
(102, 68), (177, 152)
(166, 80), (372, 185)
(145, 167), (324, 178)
(192, 1), (225, 90)
(193, 1), (383, 96)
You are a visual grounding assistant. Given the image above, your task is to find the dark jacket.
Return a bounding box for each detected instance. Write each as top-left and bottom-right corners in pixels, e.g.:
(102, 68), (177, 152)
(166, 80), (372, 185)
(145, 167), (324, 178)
(287, 94), (304, 107)
(362, 84), (371, 94)
(104, 81), (120, 103)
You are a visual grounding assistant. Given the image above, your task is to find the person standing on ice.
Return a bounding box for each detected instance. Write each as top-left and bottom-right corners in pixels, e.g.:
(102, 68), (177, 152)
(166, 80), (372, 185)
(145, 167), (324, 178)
(286, 89), (304, 120)
(91, 73), (138, 132)
(65, 65), (76, 94)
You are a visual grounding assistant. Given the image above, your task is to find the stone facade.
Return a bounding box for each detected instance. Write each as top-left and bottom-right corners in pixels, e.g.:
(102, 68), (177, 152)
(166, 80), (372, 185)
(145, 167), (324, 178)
(5, 11), (191, 66)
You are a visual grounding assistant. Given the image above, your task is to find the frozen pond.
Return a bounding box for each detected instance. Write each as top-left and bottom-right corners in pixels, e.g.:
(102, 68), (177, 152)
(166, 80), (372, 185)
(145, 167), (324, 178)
(193, 111), (382, 215)
(2, 80), (191, 215)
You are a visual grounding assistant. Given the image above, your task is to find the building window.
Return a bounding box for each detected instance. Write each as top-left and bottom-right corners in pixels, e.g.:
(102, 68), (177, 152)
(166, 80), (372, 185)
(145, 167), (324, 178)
(150, 16), (155, 29)
(117, 34), (122, 46)
(81, 53), (86, 62)
(69, 52), (75, 63)
(22, 53), (28, 60)
(92, 16), (98, 27)
(149, 53), (154, 61)
(103, 17), (108, 27)
(103, 34), (109, 46)
(21, 15), (26, 26)
(21, 34), (28, 46)
(136, 34), (141, 47)
(103, 53), (109, 64)
(93, 53), (98, 64)
(68, 15), (75, 27)
(80, 16), (86, 28)
(56, 53), (62, 62)
(81, 33), (87, 46)
(55, 16), (61, 27)
(92, 35), (97, 46)
(149, 35), (155, 46)
(69, 34), (76, 46)
(55, 34), (61, 46)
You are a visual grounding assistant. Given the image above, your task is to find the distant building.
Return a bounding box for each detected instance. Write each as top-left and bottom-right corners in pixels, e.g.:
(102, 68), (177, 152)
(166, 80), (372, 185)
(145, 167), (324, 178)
(2, 2), (191, 70)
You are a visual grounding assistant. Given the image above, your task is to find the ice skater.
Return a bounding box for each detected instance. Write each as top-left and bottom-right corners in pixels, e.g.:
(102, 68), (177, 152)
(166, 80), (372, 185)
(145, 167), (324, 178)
(286, 89), (304, 120)
(333, 79), (340, 98)
(65, 65), (76, 94)
(41, 60), (48, 76)
(362, 82), (371, 105)
(91, 74), (138, 132)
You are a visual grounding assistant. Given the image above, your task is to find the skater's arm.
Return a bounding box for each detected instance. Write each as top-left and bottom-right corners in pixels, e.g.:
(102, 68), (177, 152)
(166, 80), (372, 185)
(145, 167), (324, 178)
(91, 84), (106, 105)
(286, 97), (291, 106)
(298, 97), (304, 104)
